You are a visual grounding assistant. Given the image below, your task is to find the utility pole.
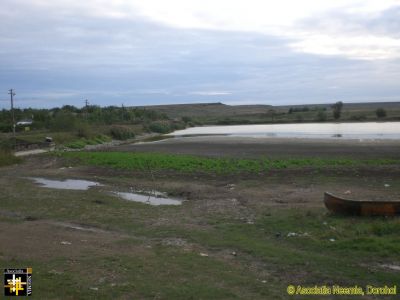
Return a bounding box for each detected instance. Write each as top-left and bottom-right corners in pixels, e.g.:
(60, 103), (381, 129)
(85, 99), (89, 120)
(8, 89), (16, 137)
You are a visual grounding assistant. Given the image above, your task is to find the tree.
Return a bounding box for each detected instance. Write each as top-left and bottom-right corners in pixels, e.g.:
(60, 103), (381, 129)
(375, 108), (387, 118)
(331, 101), (343, 120)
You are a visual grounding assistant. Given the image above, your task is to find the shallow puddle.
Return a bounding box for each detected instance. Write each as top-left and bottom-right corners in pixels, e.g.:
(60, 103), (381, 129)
(113, 191), (182, 206)
(28, 177), (102, 190)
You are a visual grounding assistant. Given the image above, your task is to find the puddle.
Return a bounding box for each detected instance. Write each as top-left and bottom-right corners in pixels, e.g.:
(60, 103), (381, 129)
(134, 189), (167, 198)
(113, 191), (182, 206)
(27, 177), (102, 190)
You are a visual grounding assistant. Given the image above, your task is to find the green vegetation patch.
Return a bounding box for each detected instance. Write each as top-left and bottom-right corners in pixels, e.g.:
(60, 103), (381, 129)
(1, 173), (400, 298)
(61, 151), (400, 174)
(64, 135), (112, 149)
(0, 150), (21, 167)
(109, 125), (136, 140)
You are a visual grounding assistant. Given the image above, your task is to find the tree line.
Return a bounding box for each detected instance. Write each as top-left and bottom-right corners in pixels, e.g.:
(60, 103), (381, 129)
(0, 105), (169, 133)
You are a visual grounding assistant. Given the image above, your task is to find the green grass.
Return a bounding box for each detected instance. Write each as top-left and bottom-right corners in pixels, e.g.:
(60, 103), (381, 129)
(64, 135), (112, 149)
(61, 151), (400, 174)
(1, 172), (400, 298)
(0, 150), (21, 167)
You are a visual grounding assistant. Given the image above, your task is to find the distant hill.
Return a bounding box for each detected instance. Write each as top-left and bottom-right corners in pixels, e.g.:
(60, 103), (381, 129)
(134, 101), (400, 124)
(277, 102), (400, 110)
(136, 102), (273, 118)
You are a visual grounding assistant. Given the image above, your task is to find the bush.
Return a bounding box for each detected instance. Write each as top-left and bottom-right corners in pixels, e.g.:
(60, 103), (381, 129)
(109, 125), (135, 140)
(0, 139), (14, 151)
(350, 114), (367, 121)
(0, 123), (11, 133)
(316, 111), (327, 122)
(148, 121), (171, 134)
(182, 116), (192, 123)
(376, 108), (387, 118)
(171, 122), (186, 130)
(94, 135), (111, 144)
(49, 112), (77, 131)
(76, 123), (92, 138)
(0, 150), (21, 167)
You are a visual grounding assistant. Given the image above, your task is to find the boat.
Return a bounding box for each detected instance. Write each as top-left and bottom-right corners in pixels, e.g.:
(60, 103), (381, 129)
(324, 192), (400, 216)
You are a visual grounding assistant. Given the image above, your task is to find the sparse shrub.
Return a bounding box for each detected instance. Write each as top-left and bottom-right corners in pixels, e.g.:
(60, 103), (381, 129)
(217, 118), (250, 125)
(49, 112), (77, 131)
(0, 141), (12, 152)
(316, 111), (327, 122)
(182, 116), (192, 123)
(350, 114), (367, 121)
(0, 150), (21, 166)
(76, 123), (92, 138)
(289, 106), (310, 113)
(171, 122), (186, 130)
(0, 123), (11, 133)
(109, 125), (136, 140)
(296, 115), (303, 122)
(375, 108), (387, 118)
(149, 121), (171, 134)
(94, 135), (111, 144)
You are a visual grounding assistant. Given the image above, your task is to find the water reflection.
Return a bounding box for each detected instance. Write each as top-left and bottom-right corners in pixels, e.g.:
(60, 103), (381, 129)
(28, 177), (101, 190)
(113, 191), (182, 206)
(168, 122), (400, 140)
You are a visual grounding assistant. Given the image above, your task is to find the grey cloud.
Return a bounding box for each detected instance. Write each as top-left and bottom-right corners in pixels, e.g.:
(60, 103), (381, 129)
(297, 5), (400, 38)
(0, 1), (399, 108)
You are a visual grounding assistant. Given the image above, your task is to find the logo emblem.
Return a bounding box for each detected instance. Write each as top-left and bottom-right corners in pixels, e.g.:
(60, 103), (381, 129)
(4, 268), (32, 296)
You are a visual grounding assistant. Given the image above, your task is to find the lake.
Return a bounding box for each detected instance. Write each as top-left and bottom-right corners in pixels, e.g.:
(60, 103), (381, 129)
(169, 122), (400, 140)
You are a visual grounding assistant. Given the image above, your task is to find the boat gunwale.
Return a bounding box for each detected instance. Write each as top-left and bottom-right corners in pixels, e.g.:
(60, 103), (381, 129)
(324, 192), (400, 204)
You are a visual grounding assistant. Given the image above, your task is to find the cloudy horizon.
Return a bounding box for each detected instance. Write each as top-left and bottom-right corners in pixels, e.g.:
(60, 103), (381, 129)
(1, 0), (400, 109)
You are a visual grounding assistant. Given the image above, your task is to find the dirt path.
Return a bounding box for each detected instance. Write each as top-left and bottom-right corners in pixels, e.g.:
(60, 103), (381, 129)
(14, 149), (51, 156)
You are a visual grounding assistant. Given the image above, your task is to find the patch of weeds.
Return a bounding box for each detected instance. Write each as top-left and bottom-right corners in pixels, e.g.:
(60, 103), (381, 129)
(61, 151), (400, 174)
(0, 150), (22, 167)
(64, 135), (111, 149)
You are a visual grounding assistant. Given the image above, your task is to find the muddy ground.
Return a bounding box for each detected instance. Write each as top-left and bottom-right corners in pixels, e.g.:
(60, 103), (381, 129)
(1, 137), (400, 299)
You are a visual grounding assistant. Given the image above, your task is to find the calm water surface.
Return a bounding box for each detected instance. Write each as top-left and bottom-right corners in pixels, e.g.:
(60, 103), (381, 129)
(113, 191), (182, 206)
(169, 122), (400, 140)
(28, 177), (102, 190)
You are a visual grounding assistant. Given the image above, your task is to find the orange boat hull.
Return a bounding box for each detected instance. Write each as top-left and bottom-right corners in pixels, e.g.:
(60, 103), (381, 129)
(324, 192), (400, 216)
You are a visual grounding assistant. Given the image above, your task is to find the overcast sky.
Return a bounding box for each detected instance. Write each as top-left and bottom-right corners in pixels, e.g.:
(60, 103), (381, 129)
(1, 0), (400, 108)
